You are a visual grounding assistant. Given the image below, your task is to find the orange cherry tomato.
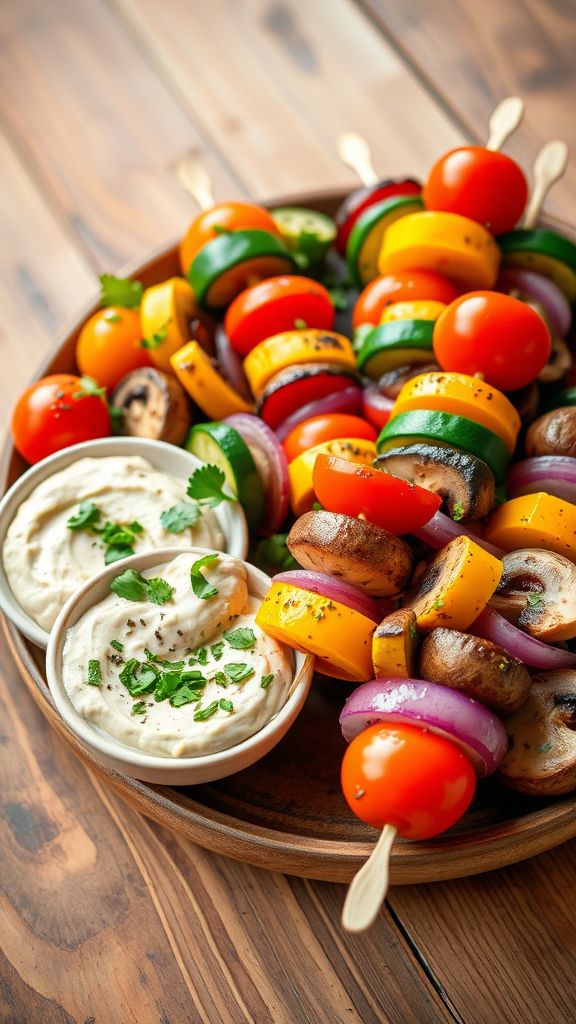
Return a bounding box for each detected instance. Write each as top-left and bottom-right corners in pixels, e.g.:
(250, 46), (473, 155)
(179, 202), (281, 276)
(225, 276), (334, 356)
(433, 291), (551, 391)
(353, 270), (459, 329)
(341, 722), (476, 839)
(76, 307), (151, 391)
(12, 374), (111, 464)
(423, 147), (528, 236)
(282, 414), (377, 462)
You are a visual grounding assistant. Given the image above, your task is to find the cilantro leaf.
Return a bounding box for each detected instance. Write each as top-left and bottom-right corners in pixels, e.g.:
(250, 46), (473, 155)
(213, 671), (228, 687)
(104, 543), (135, 565)
(131, 701), (147, 716)
(219, 698), (234, 712)
(224, 627), (257, 650)
(154, 670), (184, 702)
(111, 569), (149, 602)
(119, 660), (158, 697)
(210, 641), (224, 661)
(170, 686), (202, 707)
(67, 501), (102, 531)
(527, 593), (543, 607)
(99, 273), (143, 309)
(193, 701), (219, 721)
(260, 673), (274, 689)
(190, 553), (219, 600)
(147, 577), (175, 605)
(160, 501), (201, 534)
(224, 662), (255, 684)
(187, 464), (233, 507)
(87, 660), (101, 686)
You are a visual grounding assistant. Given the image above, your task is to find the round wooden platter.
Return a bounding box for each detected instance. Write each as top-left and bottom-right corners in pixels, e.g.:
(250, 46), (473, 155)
(3, 189), (576, 885)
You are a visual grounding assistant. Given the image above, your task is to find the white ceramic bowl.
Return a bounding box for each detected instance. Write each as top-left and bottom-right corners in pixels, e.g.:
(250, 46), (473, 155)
(0, 436), (248, 648)
(45, 547), (314, 784)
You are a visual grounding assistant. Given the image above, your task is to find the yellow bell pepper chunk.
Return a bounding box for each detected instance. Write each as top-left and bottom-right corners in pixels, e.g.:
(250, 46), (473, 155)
(381, 300), (446, 323)
(372, 609), (418, 678)
(244, 329), (356, 398)
(170, 341), (253, 419)
(484, 492), (576, 560)
(140, 278), (198, 374)
(503, 251), (576, 303)
(405, 535), (502, 631)
(379, 211), (500, 290)
(390, 371), (521, 455)
(256, 582), (375, 682)
(288, 437), (377, 517)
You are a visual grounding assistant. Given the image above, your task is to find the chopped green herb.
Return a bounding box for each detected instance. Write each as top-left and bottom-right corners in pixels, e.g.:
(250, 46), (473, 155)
(219, 698), (234, 712)
(119, 660), (158, 697)
(131, 701), (147, 716)
(224, 662), (255, 684)
(73, 376), (107, 399)
(170, 686), (202, 707)
(214, 671), (228, 687)
(160, 501), (201, 534)
(527, 593), (543, 607)
(452, 502), (465, 522)
(154, 670), (184, 702)
(190, 553), (219, 600)
(147, 577), (175, 605)
(224, 627), (257, 650)
(111, 569), (149, 603)
(187, 464), (233, 507)
(87, 660), (101, 687)
(210, 641), (225, 661)
(141, 318), (172, 350)
(260, 673), (274, 689)
(408, 623), (418, 641)
(110, 640), (124, 653)
(432, 597), (445, 610)
(294, 318), (307, 329)
(180, 670), (206, 687)
(67, 501), (102, 531)
(312, 501), (324, 512)
(99, 273), (143, 309)
(193, 701), (219, 721)
(537, 742), (552, 754)
(144, 649), (185, 669)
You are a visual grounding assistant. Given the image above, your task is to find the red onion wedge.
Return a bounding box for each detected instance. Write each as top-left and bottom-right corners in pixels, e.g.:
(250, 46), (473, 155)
(471, 606), (576, 670)
(507, 456), (576, 505)
(274, 569), (381, 623)
(412, 510), (505, 559)
(274, 385), (362, 442)
(497, 268), (572, 338)
(225, 413), (289, 535)
(361, 382), (395, 430)
(339, 678), (508, 776)
(215, 325), (253, 402)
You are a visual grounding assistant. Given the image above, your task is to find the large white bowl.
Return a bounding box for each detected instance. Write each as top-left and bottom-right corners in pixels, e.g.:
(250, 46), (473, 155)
(0, 436), (248, 648)
(45, 547), (314, 784)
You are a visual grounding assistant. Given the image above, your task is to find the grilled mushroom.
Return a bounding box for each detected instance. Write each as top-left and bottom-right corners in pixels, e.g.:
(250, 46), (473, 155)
(490, 548), (576, 642)
(525, 406), (576, 458)
(374, 442), (495, 519)
(372, 608), (419, 678)
(111, 367), (192, 445)
(420, 628), (531, 714)
(287, 510), (413, 596)
(498, 669), (576, 796)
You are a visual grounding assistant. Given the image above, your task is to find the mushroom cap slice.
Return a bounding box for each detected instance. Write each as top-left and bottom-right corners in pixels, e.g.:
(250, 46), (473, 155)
(525, 406), (576, 458)
(287, 510), (413, 596)
(373, 442), (495, 519)
(490, 547), (576, 642)
(419, 628), (531, 714)
(498, 669), (576, 796)
(111, 367), (192, 445)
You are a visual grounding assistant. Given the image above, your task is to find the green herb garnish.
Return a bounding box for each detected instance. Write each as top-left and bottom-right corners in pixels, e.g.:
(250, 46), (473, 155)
(537, 742), (552, 754)
(131, 701), (147, 716)
(103, 310), (122, 323)
(219, 698), (234, 712)
(214, 671), (228, 687)
(141, 319), (172, 350)
(111, 568), (174, 605)
(153, 670), (184, 702)
(190, 553), (219, 600)
(73, 376), (107, 399)
(452, 502), (465, 522)
(187, 465), (234, 507)
(67, 501), (102, 531)
(87, 660), (102, 687)
(160, 501), (201, 534)
(119, 659), (158, 697)
(224, 627), (257, 650)
(110, 640), (124, 653)
(210, 641), (225, 661)
(527, 594), (543, 607)
(193, 701), (219, 721)
(170, 686), (202, 707)
(224, 662), (255, 684)
(148, 577), (176, 605)
(294, 318), (307, 329)
(432, 597), (445, 610)
(99, 273), (143, 309)
(260, 674), (274, 690)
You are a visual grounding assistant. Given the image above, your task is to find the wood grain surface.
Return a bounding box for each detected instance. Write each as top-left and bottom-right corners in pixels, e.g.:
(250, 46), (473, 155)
(1, 1), (575, 1021)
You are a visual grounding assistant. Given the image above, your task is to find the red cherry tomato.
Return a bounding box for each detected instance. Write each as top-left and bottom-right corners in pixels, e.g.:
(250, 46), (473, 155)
(313, 454), (441, 534)
(225, 276), (334, 357)
(353, 270), (459, 330)
(335, 180), (422, 255)
(433, 291), (551, 391)
(76, 307), (152, 391)
(341, 722), (476, 839)
(283, 414), (377, 462)
(179, 201), (280, 276)
(11, 374), (111, 464)
(423, 147), (528, 235)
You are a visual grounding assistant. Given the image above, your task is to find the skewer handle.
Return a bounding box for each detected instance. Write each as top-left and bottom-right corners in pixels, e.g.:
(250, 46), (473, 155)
(522, 140), (569, 228)
(341, 824), (397, 933)
(486, 96), (524, 152)
(177, 157), (215, 210)
(337, 133), (379, 187)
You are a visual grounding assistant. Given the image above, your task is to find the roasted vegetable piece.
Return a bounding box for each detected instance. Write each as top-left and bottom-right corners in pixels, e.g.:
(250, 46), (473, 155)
(334, 178), (422, 255)
(419, 628), (531, 714)
(372, 609), (419, 678)
(170, 341), (253, 419)
(498, 670), (576, 795)
(525, 407), (576, 459)
(244, 329), (356, 398)
(485, 492), (576, 560)
(489, 548), (576, 642)
(287, 510), (413, 596)
(111, 368), (192, 445)
(257, 363), (360, 430)
(404, 535), (502, 631)
(379, 211), (500, 290)
(140, 278), (201, 373)
(288, 438), (376, 517)
(374, 442), (495, 520)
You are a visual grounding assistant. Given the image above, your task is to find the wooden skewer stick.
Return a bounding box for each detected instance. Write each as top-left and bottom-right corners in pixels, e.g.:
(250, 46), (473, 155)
(522, 140), (569, 229)
(341, 824), (397, 933)
(337, 133), (379, 187)
(486, 96), (524, 152)
(177, 156), (215, 210)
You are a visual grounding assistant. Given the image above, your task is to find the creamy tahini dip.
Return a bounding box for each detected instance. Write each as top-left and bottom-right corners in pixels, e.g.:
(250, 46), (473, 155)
(61, 552), (293, 757)
(3, 455), (224, 631)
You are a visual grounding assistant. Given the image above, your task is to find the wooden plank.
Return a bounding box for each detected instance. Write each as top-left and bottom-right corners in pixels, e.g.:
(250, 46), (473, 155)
(388, 845), (576, 1024)
(112, 0), (463, 198)
(0, 0), (244, 269)
(358, 0), (576, 221)
(0, 623), (452, 1024)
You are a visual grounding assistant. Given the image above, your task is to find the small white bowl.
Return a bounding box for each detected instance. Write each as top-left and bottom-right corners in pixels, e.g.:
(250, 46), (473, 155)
(0, 436), (248, 648)
(45, 547), (314, 784)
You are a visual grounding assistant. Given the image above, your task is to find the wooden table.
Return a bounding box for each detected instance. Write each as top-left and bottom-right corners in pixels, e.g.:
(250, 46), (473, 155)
(1, 2), (576, 1020)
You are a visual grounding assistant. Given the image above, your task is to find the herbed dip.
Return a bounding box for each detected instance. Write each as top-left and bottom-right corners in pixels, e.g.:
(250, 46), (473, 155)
(3, 455), (224, 631)
(61, 552), (294, 757)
